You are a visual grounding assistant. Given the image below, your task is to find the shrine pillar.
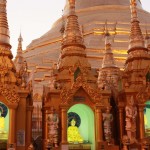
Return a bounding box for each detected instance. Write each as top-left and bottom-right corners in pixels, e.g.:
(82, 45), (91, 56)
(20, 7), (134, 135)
(8, 103), (18, 147)
(137, 104), (145, 139)
(118, 104), (125, 140)
(60, 105), (68, 144)
(26, 106), (34, 147)
(42, 108), (49, 149)
(95, 105), (103, 149)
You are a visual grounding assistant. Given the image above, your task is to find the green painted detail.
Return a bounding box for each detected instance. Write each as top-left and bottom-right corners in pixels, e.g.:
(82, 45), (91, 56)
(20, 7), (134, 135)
(144, 101), (150, 133)
(146, 71), (150, 82)
(0, 102), (9, 140)
(74, 67), (81, 81)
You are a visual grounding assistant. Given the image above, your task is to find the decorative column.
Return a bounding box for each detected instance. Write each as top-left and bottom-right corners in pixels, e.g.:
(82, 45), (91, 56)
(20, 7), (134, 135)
(95, 105), (103, 147)
(118, 104), (124, 140)
(8, 108), (16, 145)
(60, 105), (68, 144)
(26, 106), (34, 147)
(137, 104), (145, 139)
(42, 108), (49, 149)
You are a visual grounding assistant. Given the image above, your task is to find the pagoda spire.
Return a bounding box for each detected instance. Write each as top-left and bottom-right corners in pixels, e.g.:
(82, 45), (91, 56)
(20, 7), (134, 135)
(0, 0), (12, 58)
(56, 0), (97, 88)
(129, 0), (144, 49)
(102, 21), (117, 69)
(61, 0), (85, 50)
(0, 0), (10, 45)
(14, 33), (25, 73)
(17, 33), (23, 54)
(123, 0), (150, 89)
(58, 0), (90, 70)
(0, 0), (17, 84)
(98, 22), (120, 90)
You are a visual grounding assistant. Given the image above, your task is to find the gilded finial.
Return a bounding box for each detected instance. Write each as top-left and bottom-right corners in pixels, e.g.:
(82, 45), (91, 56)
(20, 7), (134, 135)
(130, 0), (138, 21)
(103, 20), (117, 45)
(60, 9), (65, 35)
(104, 20), (110, 45)
(69, 0), (75, 6)
(102, 21), (117, 68)
(68, 0), (75, 14)
(18, 33), (23, 42)
(0, 0), (6, 5)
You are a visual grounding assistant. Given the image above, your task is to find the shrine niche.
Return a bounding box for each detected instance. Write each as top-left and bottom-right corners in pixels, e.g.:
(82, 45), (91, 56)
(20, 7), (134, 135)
(67, 104), (95, 150)
(0, 102), (9, 140)
(144, 100), (150, 137)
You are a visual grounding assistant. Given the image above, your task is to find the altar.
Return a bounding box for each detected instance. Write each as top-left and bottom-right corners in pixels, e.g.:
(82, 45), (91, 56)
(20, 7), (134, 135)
(0, 132), (8, 140)
(69, 143), (91, 150)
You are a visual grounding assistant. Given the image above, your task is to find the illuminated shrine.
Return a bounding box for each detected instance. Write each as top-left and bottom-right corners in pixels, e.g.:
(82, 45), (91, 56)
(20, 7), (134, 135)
(42, 0), (150, 150)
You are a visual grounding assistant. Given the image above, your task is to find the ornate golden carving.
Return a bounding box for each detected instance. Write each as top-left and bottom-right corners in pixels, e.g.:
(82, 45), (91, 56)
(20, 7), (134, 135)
(0, 84), (20, 103)
(69, 61), (88, 75)
(60, 73), (102, 105)
(33, 93), (42, 101)
(136, 86), (149, 104)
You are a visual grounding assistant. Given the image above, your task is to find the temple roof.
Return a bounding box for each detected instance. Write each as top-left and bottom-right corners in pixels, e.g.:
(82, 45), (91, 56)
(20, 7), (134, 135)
(64, 0), (142, 14)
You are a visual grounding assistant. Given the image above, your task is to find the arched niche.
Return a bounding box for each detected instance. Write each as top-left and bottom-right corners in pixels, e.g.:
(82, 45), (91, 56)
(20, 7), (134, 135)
(67, 104), (95, 150)
(0, 101), (9, 140)
(144, 100), (150, 137)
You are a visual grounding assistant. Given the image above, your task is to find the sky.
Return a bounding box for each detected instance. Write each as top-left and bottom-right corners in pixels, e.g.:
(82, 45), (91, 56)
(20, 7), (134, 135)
(6, 0), (150, 57)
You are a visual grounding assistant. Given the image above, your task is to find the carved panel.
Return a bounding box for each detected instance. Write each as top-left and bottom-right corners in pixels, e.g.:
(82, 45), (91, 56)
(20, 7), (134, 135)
(0, 84), (20, 103)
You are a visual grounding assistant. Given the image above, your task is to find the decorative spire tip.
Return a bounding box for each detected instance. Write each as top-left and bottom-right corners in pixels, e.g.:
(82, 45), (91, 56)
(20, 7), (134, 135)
(130, 0), (138, 21)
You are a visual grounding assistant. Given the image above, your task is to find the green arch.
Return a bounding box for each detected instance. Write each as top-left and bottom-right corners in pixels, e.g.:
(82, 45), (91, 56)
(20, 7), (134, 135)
(144, 100), (150, 137)
(0, 101), (9, 140)
(68, 104), (95, 150)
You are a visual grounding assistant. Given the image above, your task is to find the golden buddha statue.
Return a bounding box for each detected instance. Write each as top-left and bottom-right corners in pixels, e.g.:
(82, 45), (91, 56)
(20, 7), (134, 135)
(67, 119), (83, 143)
(0, 110), (5, 133)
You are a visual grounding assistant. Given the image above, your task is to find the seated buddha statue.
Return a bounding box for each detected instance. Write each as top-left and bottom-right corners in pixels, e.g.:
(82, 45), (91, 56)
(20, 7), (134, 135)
(0, 110), (5, 133)
(67, 119), (83, 143)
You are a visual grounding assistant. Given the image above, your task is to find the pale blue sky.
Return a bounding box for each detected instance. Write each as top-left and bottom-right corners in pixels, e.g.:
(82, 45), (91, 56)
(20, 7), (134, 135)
(6, 0), (150, 57)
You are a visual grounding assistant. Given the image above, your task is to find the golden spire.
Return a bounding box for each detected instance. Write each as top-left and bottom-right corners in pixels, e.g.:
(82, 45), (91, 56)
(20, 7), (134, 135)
(129, 0), (144, 49)
(57, 0), (94, 87)
(17, 33), (23, 54)
(58, 0), (90, 70)
(0, 0), (9, 44)
(0, 0), (12, 58)
(14, 33), (25, 73)
(61, 0), (85, 50)
(98, 21), (120, 90)
(0, 0), (17, 84)
(102, 21), (117, 68)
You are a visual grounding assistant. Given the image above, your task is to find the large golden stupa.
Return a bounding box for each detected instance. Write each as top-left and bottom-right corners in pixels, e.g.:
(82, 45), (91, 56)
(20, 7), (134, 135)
(23, 0), (150, 72)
